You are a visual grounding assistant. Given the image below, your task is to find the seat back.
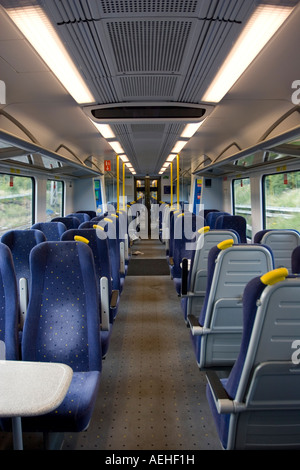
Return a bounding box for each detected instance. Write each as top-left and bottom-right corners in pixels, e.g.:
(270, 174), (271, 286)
(0, 243), (19, 360)
(172, 213), (204, 278)
(52, 216), (80, 229)
(215, 215), (247, 243)
(259, 229), (300, 271)
(291, 245), (300, 273)
(96, 218), (122, 292)
(1, 229), (46, 285)
(31, 222), (67, 241)
(67, 212), (90, 223)
(222, 270), (300, 449)
(76, 210), (96, 219)
(195, 241), (274, 368)
(183, 229), (240, 321)
(61, 228), (114, 323)
(61, 228), (111, 285)
(206, 211), (230, 229)
(22, 241), (102, 372)
(167, 209), (182, 259)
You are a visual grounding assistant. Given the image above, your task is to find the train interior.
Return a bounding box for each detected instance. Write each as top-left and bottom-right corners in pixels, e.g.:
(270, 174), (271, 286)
(0, 0), (300, 451)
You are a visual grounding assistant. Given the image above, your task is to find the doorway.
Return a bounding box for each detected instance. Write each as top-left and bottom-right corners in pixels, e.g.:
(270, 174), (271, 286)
(134, 177), (161, 238)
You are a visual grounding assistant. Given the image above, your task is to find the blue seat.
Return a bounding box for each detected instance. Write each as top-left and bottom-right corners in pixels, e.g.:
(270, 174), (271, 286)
(291, 245), (300, 273)
(0, 242), (19, 360)
(19, 241), (102, 436)
(31, 222), (67, 241)
(79, 221), (99, 229)
(97, 217), (125, 294)
(52, 216), (80, 229)
(181, 228), (240, 322)
(204, 209), (220, 221)
(206, 268), (300, 449)
(76, 210), (96, 219)
(1, 229), (46, 330)
(67, 212), (90, 224)
(206, 211), (230, 229)
(61, 228), (119, 355)
(215, 215), (247, 243)
(254, 229), (300, 271)
(188, 240), (274, 369)
(171, 213), (204, 295)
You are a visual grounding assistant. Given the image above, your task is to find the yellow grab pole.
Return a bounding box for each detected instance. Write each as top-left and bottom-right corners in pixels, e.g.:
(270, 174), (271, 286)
(123, 162), (125, 209)
(177, 154), (180, 209)
(170, 161), (173, 207)
(116, 154), (120, 212)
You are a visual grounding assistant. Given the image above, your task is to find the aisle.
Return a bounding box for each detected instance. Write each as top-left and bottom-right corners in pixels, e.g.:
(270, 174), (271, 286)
(62, 239), (221, 451)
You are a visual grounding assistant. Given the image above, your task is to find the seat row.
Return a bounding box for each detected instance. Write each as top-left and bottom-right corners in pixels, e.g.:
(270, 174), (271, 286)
(0, 209), (131, 447)
(163, 208), (300, 449)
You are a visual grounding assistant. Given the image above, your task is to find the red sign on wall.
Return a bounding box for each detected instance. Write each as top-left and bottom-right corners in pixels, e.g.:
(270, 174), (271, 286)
(104, 160), (111, 171)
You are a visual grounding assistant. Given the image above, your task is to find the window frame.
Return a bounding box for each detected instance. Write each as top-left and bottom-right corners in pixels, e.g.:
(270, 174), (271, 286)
(0, 172), (35, 233)
(262, 169), (300, 231)
(46, 178), (64, 220)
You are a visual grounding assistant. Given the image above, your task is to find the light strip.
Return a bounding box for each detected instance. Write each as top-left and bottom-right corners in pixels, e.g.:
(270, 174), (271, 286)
(171, 140), (187, 154)
(6, 6), (95, 104)
(201, 5), (293, 103)
(108, 141), (124, 154)
(181, 121), (204, 138)
(90, 120), (115, 139)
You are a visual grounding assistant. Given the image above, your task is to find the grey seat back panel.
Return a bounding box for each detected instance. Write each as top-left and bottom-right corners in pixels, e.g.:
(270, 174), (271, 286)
(261, 230), (300, 271)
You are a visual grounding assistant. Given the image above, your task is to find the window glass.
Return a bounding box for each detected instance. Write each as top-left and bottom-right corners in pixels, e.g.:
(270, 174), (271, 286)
(46, 180), (64, 220)
(263, 171), (300, 231)
(0, 173), (34, 235)
(232, 177), (252, 238)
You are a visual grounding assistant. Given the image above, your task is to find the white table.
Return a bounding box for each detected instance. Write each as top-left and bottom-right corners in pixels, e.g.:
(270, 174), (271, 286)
(0, 360), (73, 450)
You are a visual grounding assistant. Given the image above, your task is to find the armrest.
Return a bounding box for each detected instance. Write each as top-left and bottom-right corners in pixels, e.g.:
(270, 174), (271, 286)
(206, 371), (245, 414)
(110, 290), (119, 309)
(181, 258), (188, 295)
(187, 314), (204, 335)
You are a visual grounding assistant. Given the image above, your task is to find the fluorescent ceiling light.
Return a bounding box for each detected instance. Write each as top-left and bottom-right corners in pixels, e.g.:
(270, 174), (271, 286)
(109, 141), (124, 154)
(119, 155), (129, 162)
(167, 154), (177, 162)
(6, 6), (95, 104)
(201, 5), (293, 103)
(163, 162), (170, 168)
(171, 140), (187, 153)
(181, 121), (204, 138)
(90, 121), (115, 139)
(125, 162), (133, 168)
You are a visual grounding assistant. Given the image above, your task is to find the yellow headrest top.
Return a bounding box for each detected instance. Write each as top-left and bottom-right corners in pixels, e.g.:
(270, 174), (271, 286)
(198, 226), (210, 234)
(74, 235), (89, 244)
(104, 218), (113, 223)
(93, 224), (104, 231)
(260, 268), (288, 286)
(177, 213), (184, 217)
(110, 213), (118, 218)
(217, 239), (234, 250)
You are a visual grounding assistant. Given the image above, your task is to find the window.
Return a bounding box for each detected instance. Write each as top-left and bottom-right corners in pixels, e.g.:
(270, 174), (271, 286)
(0, 173), (34, 235)
(263, 171), (300, 231)
(46, 180), (64, 220)
(232, 177), (252, 238)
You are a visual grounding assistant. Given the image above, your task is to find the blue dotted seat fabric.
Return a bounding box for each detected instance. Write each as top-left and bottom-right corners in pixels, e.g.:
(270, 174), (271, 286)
(20, 241), (102, 432)
(0, 242), (19, 360)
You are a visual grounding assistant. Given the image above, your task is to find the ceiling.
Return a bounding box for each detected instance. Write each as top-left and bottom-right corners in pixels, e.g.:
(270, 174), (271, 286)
(0, 0), (300, 178)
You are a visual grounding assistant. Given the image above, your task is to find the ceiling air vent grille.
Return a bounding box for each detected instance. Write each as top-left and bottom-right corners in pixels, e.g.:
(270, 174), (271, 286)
(99, 0), (198, 15)
(107, 20), (192, 73)
(120, 76), (178, 98)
